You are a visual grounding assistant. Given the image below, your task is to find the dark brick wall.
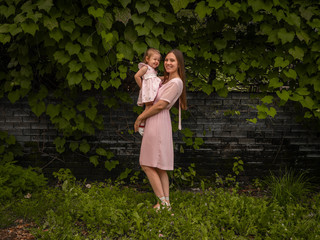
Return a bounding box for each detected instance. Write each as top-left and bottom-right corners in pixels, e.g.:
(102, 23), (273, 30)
(1, 92), (319, 181)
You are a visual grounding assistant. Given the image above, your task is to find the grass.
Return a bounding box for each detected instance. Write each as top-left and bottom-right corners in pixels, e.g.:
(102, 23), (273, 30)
(1, 178), (320, 240)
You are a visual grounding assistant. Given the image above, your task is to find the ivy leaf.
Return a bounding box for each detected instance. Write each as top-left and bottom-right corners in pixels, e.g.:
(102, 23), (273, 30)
(119, 0), (131, 8)
(53, 51), (70, 65)
(131, 14), (145, 25)
(261, 96), (274, 104)
(148, 11), (164, 23)
(301, 96), (314, 110)
(0, 24), (11, 34)
(202, 84), (213, 95)
(84, 71), (99, 81)
(85, 107), (97, 121)
(213, 38), (227, 50)
(135, 0), (150, 14)
(49, 28), (63, 42)
(182, 128), (194, 137)
(283, 69), (297, 79)
(96, 147), (107, 156)
(21, 22), (39, 36)
(170, 0), (191, 13)
(46, 103), (60, 118)
(277, 28), (295, 44)
(113, 7), (131, 25)
(269, 78), (283, 88)
(146, 36), (160, 49)
(105, 160), (119, 171)
(101, 31), (113, 43)
(8, 90), (20, 103)
(60, 21), (75, 33)
(79, 141), (90, 153)
(81, 80), (92, 91)
(162, 29), (175, 41)
(0, 5), (15, 19)
(274, 57), (289, 68)
(248, 0), (272, 12)
(61, 107), (76, 121)
(116, 42), (133, 60)
(90, 155), (99, 166)
(135, 25), (150, 36)
(296, 88), (310, 96)
(69, 60), (82, 72)
(289, 46), (304, 60)
(296, 30), (310, 44)
(53, 137), (66, 153)
(75, 16), (93, 27)
(286, 13), (300, 28)
(195, 1), (208, 19)
(225, 1), (241, 14)
(124, 26), (137, 43)
(0, 34), (11, 44)
(88, 6), (104, 18)
(43, 16), (58, 30)
(67, 71), (82, 85)
(110, 78), (122, 88)
(299, 6), (314, 21)
(32, 101), (46, 117)
(69, 142), (79, 151)
(276, 90), (290, 102)
(38, 0), (54, 12)
(246, 118), (257, 124)
(266, 107), (276, 118)
(65, 42), (81, 55)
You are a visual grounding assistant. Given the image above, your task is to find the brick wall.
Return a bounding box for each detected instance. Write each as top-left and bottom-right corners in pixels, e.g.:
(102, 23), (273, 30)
(1, 92), (319, 181)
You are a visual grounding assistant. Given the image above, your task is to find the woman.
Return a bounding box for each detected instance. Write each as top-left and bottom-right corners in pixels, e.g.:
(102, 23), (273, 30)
(134, 49), (187, 209)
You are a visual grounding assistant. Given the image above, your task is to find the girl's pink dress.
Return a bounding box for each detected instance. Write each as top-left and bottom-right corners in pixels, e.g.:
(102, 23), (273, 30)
(137, 63), (161, 106)
(139, 78), (183, 170)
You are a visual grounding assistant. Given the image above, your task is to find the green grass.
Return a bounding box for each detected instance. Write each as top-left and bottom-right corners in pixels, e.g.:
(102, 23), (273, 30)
(1, 180), (320, 240)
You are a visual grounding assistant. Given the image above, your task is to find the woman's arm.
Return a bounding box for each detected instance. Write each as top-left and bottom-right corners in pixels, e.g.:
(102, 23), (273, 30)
(134, 100), (169, 132)
(134, 66), (148, 88)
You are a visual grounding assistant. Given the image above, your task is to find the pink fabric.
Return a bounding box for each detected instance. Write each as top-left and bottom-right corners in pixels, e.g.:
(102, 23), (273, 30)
(139, 78), (183, 170)
(137, 62), (161, 106)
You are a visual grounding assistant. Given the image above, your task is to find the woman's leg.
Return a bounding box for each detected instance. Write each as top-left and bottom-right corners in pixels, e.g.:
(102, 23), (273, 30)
(155, 169), (170, 203)
(141, 165), (165, 198)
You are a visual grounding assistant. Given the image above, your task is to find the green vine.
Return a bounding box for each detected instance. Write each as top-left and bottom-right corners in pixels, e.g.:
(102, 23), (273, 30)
(1, 0), (320, 168)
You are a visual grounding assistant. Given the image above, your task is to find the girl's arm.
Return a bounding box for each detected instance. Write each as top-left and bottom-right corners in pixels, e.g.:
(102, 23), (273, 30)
(134, 100), (169, 132)
(134, 66), (148, 88)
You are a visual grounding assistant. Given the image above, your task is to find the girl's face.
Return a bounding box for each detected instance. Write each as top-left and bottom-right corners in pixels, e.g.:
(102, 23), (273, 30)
(146, 53), (160, 69)
(164, 52), (178, 74)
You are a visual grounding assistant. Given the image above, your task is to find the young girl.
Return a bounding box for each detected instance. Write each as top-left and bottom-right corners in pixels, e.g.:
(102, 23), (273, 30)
(135, 48), (162, 136)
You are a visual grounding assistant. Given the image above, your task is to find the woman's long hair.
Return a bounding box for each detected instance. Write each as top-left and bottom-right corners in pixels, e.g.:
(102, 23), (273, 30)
(163, 49), (187, 110)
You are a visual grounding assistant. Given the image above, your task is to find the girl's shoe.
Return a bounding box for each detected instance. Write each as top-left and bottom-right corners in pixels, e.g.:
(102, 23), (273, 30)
(138, 123), (145, 136)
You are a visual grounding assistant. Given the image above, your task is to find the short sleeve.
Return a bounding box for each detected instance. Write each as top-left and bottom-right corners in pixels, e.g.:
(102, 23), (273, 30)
(138, 62), (148, 69)
(160, 79), (183, 104)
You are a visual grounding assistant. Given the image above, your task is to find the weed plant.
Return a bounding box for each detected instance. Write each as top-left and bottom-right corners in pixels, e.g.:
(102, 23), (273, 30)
(1, 170), (319, 240)
(264, 169), (314, 207)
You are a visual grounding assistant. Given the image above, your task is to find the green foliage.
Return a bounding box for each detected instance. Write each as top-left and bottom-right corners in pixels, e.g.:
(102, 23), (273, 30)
(1, 0), (320, 168)
(0, 132), (47, 201)
(2, 180), (319, 239)
(264, 169), (314, 207)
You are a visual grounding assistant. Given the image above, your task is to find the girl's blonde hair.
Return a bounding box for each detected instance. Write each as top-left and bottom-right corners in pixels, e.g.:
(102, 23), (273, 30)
(143, 48), (161, 64)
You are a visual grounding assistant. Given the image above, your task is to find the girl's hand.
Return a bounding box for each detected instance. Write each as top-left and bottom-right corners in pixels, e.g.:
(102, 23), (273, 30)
(134, 116), (142, 132)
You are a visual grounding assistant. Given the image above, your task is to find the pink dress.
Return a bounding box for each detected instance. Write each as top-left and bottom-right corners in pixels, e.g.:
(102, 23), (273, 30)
(139, 78), (183, 170)
(137, 63), (162, 106)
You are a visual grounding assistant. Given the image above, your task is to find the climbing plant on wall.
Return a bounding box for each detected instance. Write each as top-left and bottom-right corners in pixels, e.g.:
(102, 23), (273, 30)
(0, 0), (319, 166)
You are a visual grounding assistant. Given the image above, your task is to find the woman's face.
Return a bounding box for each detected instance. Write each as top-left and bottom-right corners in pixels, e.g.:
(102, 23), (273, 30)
(164, 52), (178, 74)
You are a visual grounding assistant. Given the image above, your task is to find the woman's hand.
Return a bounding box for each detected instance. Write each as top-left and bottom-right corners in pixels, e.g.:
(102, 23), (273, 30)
(134, 116), (142, 132)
